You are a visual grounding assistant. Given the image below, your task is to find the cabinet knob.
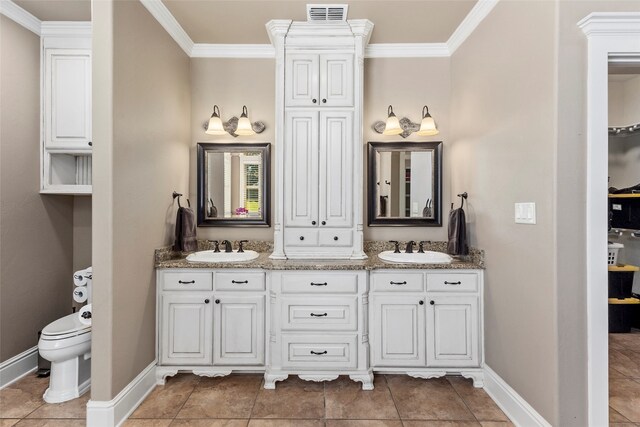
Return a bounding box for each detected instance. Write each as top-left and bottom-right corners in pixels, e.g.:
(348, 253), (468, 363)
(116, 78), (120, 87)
(88, 141), (93, 146)
(312, 221), (316, 225)
(333, 236), (338, 241)
(322, 99), (327, 104)
(430, 300), (435, 305)
(312, 98), (317, 103)
(204, 299), (210, 304)
(321, 221), (326, 225)
(419, 300), (424, 305)
(215, 299), (220, 304)
(300, 236), (304, 241)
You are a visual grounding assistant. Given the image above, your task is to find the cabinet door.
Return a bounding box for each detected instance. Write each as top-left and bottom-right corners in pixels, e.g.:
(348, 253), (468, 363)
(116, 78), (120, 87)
(213, 295), (265, 365)
(285, 111), (319, 227)
(319, 111), (352, 227)
(371, 295), (425, 367)
(286, 53), (319, 106)
(427, 296), (479, 367)
(161, 293), (213, 365)
(320, 54), (353, 107)
(44, 49), (92, 149)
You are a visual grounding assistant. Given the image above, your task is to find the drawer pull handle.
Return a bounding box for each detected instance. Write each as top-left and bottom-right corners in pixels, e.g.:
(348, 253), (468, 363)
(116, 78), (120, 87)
(310, 350), (328, 355)
(178, 280), (195, 284)
(444, 281), (462, 285)
(310, 313), (328, 317)
(310, 282), (327, 286)
(390, 281), (407, 285)
(232, 280), (249, 284)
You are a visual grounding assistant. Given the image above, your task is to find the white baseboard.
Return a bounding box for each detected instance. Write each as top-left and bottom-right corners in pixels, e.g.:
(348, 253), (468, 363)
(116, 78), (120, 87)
(86, 361), (157, 427)
(0, 346), (38, 389)
(483, 365), (552, 427)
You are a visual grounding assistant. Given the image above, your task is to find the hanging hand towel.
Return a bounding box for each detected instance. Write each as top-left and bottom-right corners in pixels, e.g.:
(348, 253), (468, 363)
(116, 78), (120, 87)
(447, 207), (469, 256)
(173, 206), (197, 252)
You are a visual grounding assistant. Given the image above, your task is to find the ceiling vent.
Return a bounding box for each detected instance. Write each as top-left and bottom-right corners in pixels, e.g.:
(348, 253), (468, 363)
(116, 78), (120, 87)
(306, 4), (349, 22)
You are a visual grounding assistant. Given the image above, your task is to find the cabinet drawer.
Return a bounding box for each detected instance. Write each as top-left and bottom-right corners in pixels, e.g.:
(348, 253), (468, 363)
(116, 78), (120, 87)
(285, 229), (319, 246)
(372, 272), (424, 292)
(319, 229), (352, 247)
(426, 273), (478, 292)
(281, 272), (359, 294)
(162, 271), (213, 291)
(215, 272), (265, 291)
(282, 334), (357, 369)
(281, 296), (357, 331)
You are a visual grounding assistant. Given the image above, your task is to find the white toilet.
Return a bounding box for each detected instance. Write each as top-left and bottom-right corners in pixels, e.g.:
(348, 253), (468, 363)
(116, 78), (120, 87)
(38, 313), (91, 403)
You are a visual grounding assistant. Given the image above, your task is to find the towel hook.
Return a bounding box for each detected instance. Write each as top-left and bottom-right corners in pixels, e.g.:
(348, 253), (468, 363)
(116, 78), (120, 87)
(173, 191), (190, 208)
(457, 192), (468, 209)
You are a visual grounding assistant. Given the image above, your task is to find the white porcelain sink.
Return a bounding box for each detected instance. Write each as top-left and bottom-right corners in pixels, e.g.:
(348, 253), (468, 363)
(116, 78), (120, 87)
(186, 250), (259, 263)
(378, 250), (453, 264)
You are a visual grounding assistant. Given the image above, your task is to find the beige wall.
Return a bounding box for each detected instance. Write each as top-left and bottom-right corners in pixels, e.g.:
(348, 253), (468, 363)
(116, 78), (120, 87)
(450, 1), (559, 424)
(190, 57), (451, 243)
(0, 16), (74, 362)
(73, 197), (92, 271)
(608, 76), (640, 126)
(92, 0), (191, 400)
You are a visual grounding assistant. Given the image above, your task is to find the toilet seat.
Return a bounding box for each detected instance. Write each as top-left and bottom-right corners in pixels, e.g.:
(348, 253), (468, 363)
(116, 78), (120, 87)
(41, 313), (91, 341)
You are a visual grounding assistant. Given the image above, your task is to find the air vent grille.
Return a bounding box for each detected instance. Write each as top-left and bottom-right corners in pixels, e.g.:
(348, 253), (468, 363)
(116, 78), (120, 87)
(307, 4), (348, 21)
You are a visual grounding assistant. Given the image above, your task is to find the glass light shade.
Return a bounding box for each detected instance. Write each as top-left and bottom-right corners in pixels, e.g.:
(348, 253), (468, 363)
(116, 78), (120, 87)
(416, 105), (439, 136)
(383, 105), (403, 135)
(206, 105), (227, 135)
(235, 106), (256, 136)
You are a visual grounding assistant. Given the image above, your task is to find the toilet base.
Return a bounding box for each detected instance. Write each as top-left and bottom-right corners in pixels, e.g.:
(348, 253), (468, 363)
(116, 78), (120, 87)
(43, 354), (91, 403)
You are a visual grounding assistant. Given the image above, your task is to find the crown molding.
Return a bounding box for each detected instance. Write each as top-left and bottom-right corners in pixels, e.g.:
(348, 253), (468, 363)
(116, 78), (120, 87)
(191, 44), (275, 58)
(0, 0), (41, 35)
(40, 21), (91, 37)
(447, 0), (500, 54)
(139, 0), (194, 56)
(366, 43), (449, 58)
(578, 12), (640, 37)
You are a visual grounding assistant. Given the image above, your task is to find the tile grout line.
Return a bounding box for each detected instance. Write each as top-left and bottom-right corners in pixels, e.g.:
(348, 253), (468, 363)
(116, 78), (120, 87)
(169, 374), (202, 422)
(447, 376), (481, 424)
(247, 374), (265, 422)
(383, 374), (404, 422)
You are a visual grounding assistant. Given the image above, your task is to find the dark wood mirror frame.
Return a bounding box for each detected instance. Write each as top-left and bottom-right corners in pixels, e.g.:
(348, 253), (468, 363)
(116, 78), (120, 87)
(367, 141), (443, 227)
(197, 142), (271, 227)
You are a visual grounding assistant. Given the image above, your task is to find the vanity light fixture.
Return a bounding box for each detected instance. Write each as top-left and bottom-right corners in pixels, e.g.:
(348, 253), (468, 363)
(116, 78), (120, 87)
(205, 105), (226, 135)
(235, 106), (256, 136)
(383, 105), (403, 135)
(416, 105), (439, 136)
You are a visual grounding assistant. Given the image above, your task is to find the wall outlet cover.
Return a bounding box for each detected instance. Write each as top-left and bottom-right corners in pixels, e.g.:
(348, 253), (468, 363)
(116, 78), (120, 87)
(515, 202), (536, 224)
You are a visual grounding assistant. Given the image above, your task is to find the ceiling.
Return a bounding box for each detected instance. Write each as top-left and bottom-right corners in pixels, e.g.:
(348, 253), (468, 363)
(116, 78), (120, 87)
(10, 0), (477, 44)
(162, 0), (477, 44)
(14, 0), (91, 21)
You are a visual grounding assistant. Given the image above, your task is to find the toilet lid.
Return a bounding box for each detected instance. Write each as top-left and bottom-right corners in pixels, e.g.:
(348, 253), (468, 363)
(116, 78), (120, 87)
(42, 313), (90, 336)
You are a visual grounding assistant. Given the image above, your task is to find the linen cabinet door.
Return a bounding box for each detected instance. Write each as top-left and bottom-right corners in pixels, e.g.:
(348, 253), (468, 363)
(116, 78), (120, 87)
(426, 296), (479, 367)
(284, 111), (319, 227)
(319, 111), (352, 228)
(319, 53), (353, 107)
(161, 293), (213, 365)
(285, 53), (319, 106)
(213, 295), (265, 365)
(44, 49), (92, 149)
(371, 295), (425, 367)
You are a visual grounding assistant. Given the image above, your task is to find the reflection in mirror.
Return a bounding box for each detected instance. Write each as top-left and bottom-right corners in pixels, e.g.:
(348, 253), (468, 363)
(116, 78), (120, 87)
(197, 143), (270, 227)
(368, 141), (442, 226)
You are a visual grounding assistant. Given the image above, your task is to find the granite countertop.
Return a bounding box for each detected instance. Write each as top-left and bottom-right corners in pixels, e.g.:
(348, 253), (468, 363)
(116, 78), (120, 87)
(155, 240), (484, 270)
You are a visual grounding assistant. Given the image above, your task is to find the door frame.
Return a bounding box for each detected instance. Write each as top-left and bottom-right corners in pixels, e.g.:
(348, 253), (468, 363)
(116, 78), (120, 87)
(579, 12), (640, 426)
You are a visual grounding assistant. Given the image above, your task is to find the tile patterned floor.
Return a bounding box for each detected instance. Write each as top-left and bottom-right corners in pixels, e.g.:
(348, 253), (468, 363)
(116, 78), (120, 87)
(1, 331), (637, 426)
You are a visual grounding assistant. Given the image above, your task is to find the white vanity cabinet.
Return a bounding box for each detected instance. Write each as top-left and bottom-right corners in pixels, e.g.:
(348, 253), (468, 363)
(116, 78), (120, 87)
(285, 52), (353, 107)
(268, 20), (373, 260)
(370, 270), (484, 387)
(156, 269), (266, 383)
(265, 270), (373, 390)
(40, 25), (93, 195)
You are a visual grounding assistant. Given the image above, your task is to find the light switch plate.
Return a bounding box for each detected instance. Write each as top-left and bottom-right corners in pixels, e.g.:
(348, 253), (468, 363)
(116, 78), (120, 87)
(515, 202), (536, 224)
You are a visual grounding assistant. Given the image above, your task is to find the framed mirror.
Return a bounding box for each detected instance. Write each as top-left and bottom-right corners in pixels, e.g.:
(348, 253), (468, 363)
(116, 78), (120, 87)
(197, 142), (271, 227)
(368, 141), (442, 226)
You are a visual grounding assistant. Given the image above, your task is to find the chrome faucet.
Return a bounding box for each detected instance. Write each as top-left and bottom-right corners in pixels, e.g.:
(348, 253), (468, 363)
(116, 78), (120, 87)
(221, 240), (233, 253)
(405, 241), (416, 254)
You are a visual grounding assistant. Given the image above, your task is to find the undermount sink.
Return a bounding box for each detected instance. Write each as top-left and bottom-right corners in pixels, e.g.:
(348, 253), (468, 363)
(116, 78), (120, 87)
(186, 250), (259, 263)
(378, 250), (453, 264)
